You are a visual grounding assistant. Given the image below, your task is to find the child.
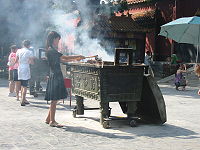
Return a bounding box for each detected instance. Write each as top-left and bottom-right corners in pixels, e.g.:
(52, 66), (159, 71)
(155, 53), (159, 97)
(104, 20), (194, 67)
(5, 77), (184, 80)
(174, 64), (187, 90)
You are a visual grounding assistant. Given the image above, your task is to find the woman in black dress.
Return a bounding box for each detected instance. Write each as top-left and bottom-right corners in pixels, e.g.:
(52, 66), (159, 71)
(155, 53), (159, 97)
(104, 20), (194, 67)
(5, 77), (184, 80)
(45, 31), (85, 127)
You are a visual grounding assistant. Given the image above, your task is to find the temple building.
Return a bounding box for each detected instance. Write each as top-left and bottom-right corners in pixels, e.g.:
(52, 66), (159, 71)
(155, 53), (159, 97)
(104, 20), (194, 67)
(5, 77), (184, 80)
(95, 0), (200, 62)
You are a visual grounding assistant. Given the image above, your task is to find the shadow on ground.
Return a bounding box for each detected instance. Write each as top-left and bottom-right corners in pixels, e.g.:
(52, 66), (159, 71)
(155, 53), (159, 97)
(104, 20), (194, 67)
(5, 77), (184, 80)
(59, 122), (199, 140)
(159, 83), (200, 99)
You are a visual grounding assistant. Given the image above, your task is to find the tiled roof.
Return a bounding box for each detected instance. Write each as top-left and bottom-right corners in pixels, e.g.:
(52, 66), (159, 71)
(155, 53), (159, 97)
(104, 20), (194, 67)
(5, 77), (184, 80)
(126, 0), (149, 4)
(109, 15), (145, 32)
(112, 0), (149, 5)
(132, 9), (156, 20)
(94, 14), (154, 32)
(131, 9), (156, 27)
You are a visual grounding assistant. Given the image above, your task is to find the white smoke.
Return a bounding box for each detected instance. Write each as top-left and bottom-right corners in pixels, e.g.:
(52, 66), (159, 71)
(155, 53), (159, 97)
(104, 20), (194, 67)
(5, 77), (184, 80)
(0, 0), (114, 61)
(0, 0), (49, 48)
(50, 0), (114, 61)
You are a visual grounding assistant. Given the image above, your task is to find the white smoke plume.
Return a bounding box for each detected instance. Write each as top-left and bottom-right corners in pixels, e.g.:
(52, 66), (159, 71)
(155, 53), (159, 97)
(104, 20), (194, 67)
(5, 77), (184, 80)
(0, 0), (49, 48)
(0, 0), (114, 61)
(50, 0), (114, 61)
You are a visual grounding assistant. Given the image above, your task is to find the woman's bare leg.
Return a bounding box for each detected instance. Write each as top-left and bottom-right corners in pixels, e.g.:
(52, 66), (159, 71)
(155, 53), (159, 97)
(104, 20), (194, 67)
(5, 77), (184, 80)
(20, 87), (22, 98)
(20, 87), (24, 105)
(15, 81), (21, 100)
(45, 104), (51, 124)
(9, 81), (15, 93)
(45, 109), (50, 124)
(21, 86), (27, 104)
(46, 100), (63, 127)
(49, 100), (58, 123)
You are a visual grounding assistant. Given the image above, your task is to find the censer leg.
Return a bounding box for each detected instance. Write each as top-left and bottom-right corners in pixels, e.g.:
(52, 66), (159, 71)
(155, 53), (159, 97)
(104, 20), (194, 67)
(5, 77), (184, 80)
(127, 101), (138, 127)
(75, 95), (84, 115)
(127, 101), (137, 117)
(100, 102), (109, 125)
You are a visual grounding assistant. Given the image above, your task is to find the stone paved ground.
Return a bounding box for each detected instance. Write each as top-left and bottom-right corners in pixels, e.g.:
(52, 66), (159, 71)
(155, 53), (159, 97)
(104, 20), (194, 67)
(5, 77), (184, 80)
(0, 70), (200, 150)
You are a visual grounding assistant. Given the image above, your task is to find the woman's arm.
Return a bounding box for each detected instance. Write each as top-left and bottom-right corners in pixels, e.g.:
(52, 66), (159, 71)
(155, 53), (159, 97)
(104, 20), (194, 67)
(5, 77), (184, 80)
(60, 55), (85, 62)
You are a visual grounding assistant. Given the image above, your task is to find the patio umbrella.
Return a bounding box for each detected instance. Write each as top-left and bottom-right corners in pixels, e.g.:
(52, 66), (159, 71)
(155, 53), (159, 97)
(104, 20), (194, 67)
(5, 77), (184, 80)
(159, 16), (200, 63)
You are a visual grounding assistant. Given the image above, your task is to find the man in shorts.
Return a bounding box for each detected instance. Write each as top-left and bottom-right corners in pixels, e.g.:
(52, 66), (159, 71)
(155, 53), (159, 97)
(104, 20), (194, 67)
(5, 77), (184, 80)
(15, 40), (34, 106)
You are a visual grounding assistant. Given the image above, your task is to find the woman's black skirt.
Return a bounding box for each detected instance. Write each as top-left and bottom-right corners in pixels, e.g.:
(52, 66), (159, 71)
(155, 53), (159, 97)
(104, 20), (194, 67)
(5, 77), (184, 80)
(45, 73), (67, 101)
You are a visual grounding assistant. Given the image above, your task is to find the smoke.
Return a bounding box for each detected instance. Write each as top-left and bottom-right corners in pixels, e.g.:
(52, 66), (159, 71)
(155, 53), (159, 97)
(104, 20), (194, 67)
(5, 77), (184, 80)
(50, 0), (114, 61)
(0, 0), (49, 48)
(0, 0), (113, 61)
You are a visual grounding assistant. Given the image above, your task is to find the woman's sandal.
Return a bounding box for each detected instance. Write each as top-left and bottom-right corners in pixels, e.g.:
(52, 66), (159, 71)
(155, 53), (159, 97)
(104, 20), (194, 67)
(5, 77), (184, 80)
(49, 122), (64, 128)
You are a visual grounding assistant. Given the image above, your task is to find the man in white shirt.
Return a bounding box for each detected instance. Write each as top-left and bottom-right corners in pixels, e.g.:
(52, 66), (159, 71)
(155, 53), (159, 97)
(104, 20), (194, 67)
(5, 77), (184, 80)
(15, 40), (34, 106)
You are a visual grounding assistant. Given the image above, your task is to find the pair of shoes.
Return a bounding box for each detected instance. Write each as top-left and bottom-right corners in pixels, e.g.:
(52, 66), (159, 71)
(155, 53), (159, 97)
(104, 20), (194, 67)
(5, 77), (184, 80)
(49, 122), (63, 128)
(24, 100), (30, 104)
(8, 92), (16, 97)
(21, 102), (25, 106)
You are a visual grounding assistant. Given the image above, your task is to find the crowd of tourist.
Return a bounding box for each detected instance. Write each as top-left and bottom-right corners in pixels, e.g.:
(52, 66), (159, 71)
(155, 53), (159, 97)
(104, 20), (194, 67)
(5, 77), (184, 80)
(6, 31), (200, 127)
(7, 31), (85, 127)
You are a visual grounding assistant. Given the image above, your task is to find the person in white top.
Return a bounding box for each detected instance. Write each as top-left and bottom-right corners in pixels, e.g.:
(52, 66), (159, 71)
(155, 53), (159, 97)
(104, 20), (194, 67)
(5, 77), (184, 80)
(144, 51), (154, 77)
(15, 40), (34, 106)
